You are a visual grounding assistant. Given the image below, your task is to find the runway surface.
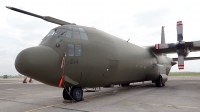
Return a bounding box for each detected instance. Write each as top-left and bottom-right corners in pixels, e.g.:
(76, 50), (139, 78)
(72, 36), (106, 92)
(0, 76), (200, 112)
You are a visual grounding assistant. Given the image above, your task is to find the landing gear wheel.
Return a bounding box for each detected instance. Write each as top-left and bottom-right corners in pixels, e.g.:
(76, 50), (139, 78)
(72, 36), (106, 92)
(63, 88), (72, 100)
(121, 83), (130, 87)
(70, 87), (83, 102)
(155, 76), (163, 87)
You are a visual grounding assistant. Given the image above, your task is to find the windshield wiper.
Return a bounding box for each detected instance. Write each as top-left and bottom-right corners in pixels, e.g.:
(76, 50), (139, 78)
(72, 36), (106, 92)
(58, 31), (66, 37)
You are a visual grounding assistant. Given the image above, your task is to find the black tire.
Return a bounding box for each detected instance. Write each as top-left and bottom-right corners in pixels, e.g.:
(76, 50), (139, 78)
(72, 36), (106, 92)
(121, 83), (130, 87)
(155, 76), (163, 87)
(70, 87), (83, 102)
(63, 88), (72, 100)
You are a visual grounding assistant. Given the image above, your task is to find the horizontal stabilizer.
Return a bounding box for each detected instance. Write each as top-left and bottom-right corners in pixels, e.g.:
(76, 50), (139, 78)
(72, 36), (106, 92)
(6, 6), (74, 25)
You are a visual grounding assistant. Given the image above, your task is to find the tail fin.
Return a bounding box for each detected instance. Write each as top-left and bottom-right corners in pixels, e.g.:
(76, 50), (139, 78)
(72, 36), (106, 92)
(161, 26), (166, 56)
(161, 26), (165, 44)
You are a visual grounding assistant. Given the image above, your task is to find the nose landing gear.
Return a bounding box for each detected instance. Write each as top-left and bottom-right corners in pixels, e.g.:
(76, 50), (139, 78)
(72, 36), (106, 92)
(63, 86), (83, 102)
(155, 75), (165, 87)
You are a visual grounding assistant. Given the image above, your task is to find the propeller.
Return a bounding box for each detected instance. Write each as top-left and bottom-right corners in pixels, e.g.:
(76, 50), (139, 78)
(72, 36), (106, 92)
(155, 21), (200, 70)
(176, 21), (184, 69)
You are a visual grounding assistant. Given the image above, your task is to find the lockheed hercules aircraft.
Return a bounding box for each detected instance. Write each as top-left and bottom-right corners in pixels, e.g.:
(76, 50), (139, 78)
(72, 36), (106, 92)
(7, 6), (200, 102)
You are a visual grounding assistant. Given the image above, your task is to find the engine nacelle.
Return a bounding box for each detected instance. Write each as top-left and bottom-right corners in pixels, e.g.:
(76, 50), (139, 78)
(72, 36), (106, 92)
(145, 64), (168, 83)
(176, 41), (190, 57)
(176, 48), (190, 57)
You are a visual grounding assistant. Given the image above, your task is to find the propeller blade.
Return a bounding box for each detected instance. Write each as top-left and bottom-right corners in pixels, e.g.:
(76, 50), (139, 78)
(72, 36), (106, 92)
(178, 55), (184, 70)
(177, 21), (183, 42)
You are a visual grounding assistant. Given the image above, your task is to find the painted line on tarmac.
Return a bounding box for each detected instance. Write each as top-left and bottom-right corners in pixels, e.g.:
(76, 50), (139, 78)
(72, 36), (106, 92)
(146, 103), (163, 106)
(24, 102), (89, 112)
(24, 103), (64, 112)
(21, 93), (43, 96)
(53, 96), (62, 98)
(176, 105), (198, 109)
(23, 83), (152, 112)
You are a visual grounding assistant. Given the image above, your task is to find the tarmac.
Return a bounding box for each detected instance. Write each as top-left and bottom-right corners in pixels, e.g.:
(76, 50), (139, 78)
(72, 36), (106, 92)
(0, 76), (200, 112)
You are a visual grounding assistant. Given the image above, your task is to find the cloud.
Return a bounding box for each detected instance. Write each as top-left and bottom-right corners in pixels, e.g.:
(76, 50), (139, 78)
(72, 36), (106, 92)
(134, 8), (170, 28)
(1, 0), (200, 75)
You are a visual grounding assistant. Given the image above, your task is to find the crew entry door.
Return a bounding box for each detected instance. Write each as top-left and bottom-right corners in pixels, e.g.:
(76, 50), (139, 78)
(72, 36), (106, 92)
(104, 60), (119, 84)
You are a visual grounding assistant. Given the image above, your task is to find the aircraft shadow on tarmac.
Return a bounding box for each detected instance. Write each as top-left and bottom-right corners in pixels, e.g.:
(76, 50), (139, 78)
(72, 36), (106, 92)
(81, 83), (158, 102)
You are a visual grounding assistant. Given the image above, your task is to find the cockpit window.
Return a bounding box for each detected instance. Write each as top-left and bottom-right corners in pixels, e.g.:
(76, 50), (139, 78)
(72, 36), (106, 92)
(46, 29), (67, 37)
(46, 29), (55, 36)
(73, 27), (79, 31)
(66, 30), (72, 38)
(75, 45), (82, 56)
(79, 28), (88, 40)
(68, 27), (73, 30)
(73, 31), (81, 39)
(54, 29), (66, 36)
(79, 28), (85, 32)
(80, 32), (88, 40)
(46, 27), (88, 40)
(68, 44), (74, 56)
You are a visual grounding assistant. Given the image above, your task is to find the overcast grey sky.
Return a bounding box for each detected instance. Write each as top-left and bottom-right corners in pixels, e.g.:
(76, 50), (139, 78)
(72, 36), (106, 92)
(1, 0), (200, 75)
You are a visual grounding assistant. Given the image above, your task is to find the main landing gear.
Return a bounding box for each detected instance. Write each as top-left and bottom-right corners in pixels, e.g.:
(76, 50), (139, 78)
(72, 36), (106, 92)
(63, 86), (83, 102)
(121, 83), (130, 87)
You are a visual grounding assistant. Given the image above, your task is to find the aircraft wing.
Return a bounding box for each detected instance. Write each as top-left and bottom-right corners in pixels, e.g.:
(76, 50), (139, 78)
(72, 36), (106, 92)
(149, 40), (200, 54)
(148, 44), (177, 54)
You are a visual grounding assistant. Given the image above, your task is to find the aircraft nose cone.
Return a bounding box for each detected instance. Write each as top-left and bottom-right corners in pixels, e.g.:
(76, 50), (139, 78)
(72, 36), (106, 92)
(15, 46), (62, 85)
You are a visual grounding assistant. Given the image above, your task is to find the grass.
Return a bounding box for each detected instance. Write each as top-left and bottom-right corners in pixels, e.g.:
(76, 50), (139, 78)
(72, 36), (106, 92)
(168, 72), (200, 76)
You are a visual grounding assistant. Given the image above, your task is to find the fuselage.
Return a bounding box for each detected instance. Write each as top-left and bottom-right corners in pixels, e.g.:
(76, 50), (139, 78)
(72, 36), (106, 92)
(15, 25), (172, 88)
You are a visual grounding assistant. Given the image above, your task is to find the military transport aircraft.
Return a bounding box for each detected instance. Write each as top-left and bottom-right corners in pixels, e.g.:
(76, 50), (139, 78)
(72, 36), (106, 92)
(7, 6), (200, 102)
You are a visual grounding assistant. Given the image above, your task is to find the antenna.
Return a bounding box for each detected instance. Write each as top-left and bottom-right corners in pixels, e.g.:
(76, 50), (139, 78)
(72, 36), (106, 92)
(127, 38), (130, 42)
(6, 6), (75, 25)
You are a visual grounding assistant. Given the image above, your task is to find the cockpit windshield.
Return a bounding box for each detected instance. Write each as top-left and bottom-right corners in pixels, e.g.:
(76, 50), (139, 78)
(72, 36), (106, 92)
(46, 29), (67, 37)
(46, 29), (55, 36)
(54, 29), (66, 36)
(45, 27), (88, 40)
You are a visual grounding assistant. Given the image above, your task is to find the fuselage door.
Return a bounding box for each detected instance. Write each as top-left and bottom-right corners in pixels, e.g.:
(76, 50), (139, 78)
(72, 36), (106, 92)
(104, 60), (119, 85)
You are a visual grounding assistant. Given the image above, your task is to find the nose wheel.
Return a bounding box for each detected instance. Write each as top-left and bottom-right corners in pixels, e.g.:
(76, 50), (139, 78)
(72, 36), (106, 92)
(62, 86), (83, 102)
(155, 75), (165, 87)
